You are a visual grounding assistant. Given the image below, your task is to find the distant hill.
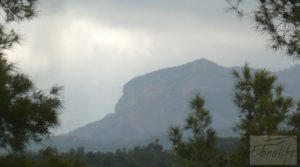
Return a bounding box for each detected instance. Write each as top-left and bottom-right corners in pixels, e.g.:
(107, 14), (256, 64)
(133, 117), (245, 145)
(44, 59), (300, 152)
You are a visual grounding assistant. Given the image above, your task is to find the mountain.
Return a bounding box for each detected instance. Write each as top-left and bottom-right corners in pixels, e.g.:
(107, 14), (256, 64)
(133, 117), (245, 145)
(45, 59), (300, 152)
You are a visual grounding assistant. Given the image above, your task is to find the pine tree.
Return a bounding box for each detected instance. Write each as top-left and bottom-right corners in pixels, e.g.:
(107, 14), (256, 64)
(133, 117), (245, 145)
(229, 64), (296, 166)
(226, 0), (300, 58)
(169, 94), (226, 167)
(0, 0), (63, 152)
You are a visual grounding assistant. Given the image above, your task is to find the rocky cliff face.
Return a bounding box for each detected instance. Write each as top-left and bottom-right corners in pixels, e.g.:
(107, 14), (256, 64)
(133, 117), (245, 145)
(48, 59), (300, 151)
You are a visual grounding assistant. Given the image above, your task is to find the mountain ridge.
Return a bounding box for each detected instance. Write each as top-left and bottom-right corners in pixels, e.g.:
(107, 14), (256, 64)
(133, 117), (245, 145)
(47, 59), (300, 152)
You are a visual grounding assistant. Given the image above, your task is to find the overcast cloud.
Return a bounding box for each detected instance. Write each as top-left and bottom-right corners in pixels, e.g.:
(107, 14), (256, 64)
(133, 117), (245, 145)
(6, 0), (299, 134)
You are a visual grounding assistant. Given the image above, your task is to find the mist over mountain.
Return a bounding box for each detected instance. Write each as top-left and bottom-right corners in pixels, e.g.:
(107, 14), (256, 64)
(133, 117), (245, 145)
(46, 59), (300, 151)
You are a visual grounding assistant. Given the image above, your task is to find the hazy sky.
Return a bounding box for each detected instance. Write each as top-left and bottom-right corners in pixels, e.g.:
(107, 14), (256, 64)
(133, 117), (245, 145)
(6, 0), (299, 134)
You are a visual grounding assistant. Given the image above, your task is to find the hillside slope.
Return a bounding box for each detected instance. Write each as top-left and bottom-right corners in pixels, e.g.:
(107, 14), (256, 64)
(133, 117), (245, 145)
(47, 59), (300, 151)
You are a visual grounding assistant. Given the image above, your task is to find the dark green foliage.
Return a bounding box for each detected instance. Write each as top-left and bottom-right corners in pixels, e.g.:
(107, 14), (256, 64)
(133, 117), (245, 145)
(0, 147), (87, 167)
(287, 101), (300, 165)
(0, 139), (241, 167)
(289, 104), (300, 133)
(0, 142), (189, 167)
(41, 147), (87, 167)
(47, 137), (257, 167)
(232, 64), (294, 136)
(169, 94), (226, 167)
(226, 0), (300, 58)
(0, 0), (62, 152)
(229, 64), (298, 166)
(0, 0), (37, 51)
(83, 142), (183, 167)
(0, 0), (37, 22)
(0, 56), (63, 151)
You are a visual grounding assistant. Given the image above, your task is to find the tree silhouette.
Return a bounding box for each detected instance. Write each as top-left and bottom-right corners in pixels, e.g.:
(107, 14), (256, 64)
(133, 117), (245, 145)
(226, 0), (300, 58)
(0, 0), (63, 152)
(169, 94), (226, 167)
(229, 64), (298, 166)
(0, 0), (37, 51)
